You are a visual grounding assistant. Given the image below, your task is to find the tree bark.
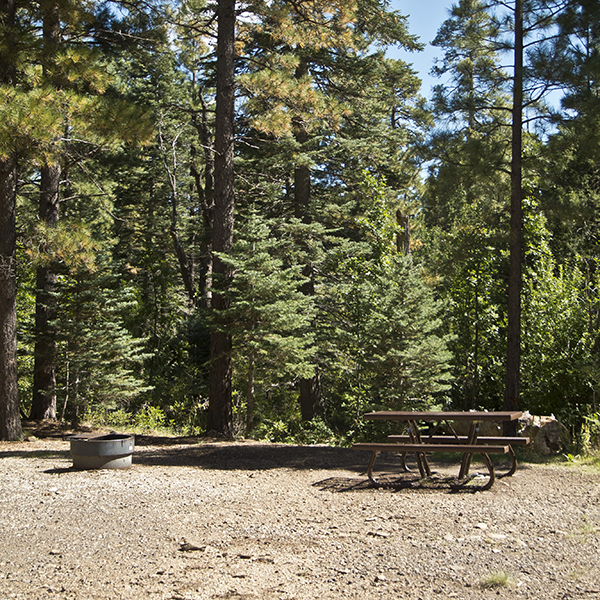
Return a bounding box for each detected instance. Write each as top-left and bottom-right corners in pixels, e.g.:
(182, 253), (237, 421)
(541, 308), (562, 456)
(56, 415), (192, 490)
(0, 157), (22, 441)
(30, 164), (60, 420)
(294, 131), (322, 421)
(0, 0), (22, 441)
(299, 372), (322, 422)
(31, 0), (61, 421)
(191, 89), (214, 309)
(208, 0), (236, 437)
(504, 0), (523, 435)
(292, 58), (323, 422)
(294, 158), (322, 420)
(246, 350), (255, 432)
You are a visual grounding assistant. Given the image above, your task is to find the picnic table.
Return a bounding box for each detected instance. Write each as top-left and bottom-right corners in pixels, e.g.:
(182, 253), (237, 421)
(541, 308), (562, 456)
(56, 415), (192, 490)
(353, 410), (529, 491)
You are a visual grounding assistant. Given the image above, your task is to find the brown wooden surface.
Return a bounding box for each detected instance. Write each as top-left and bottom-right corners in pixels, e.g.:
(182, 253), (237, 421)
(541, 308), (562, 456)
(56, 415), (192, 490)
(364, 411), (523, 422)
(387, 435), (530, 445)
(353, 442), (510, 454)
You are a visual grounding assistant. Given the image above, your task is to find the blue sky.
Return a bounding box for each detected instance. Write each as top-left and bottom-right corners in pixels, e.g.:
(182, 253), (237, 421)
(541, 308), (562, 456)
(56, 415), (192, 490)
(387, 1), (454, 96)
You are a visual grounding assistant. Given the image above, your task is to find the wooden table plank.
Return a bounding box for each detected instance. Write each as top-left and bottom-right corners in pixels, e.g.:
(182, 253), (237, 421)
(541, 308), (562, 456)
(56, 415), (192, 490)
(364, 411), (523, 422)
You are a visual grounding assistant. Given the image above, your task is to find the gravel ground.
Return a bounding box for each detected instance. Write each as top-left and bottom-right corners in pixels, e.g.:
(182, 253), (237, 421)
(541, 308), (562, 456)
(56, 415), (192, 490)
(1, 429), (599, 600)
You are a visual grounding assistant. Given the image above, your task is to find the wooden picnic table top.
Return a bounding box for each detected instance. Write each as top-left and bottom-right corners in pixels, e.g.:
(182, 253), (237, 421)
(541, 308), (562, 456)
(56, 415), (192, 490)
(364, 410), (523, 422)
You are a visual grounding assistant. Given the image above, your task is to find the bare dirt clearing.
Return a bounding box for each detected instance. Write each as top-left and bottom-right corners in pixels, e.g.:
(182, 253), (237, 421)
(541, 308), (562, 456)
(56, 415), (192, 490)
(1, 427), (599, 600)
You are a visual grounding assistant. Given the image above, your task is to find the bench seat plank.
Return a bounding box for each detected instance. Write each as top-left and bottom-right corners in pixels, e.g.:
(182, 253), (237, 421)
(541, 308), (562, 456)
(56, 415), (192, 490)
(353, 442), (510, 454)
(387, 435), (530, 446)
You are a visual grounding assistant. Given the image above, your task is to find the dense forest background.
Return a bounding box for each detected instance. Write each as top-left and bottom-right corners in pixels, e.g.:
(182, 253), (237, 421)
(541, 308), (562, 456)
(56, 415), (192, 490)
(1, 0), (600, 447)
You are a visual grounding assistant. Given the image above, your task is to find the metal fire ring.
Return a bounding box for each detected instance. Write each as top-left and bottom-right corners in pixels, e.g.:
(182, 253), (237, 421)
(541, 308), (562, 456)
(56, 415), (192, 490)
(69, 434), (135, 470)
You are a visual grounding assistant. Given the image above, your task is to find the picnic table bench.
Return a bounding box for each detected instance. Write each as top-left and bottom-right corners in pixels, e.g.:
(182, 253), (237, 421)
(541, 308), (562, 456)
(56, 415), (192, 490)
(353, 411), (528, 491)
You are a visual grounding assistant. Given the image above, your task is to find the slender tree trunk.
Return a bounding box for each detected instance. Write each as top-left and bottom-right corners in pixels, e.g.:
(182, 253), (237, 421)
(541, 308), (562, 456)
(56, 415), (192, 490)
(246, 350), (255, 432)
(31, 0), (61, 421)
(472, 276), (479, 410)
(0, 157), (22, 441)
(293, 59), (322, 422)
(0, 0), (22, 441)
(208, 0), (236, 437)
(191, 87), (214, 308)
(170, 226), (196, 307)
(396, 212), (411, 255)
(294, 153), (322, 421)
(165, 160), (196, 307)
(294, 140), (322, 421)
(504, 0), (523, 435)
(30, 164), (60, 420)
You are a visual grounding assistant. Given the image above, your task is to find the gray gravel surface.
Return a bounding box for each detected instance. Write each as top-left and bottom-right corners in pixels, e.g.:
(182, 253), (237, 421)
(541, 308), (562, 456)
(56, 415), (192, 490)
(1, 435), (599, 600)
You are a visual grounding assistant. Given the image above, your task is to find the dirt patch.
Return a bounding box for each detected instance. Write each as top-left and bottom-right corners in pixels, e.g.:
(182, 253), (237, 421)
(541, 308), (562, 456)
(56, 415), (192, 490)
(1, 425), (599, 599)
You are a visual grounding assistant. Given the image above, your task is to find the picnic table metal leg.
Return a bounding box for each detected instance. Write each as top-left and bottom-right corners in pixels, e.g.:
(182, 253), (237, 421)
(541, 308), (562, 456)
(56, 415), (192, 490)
(409, 419), (431, 478)
(452, 451), (496, 491)
(458, 422), (478, 479)
(498, 445), (518, 477)
(366, 449), (411, 485)
(399, 452), (409, 473)
(366, 451), (379, 484)
(478, 452), (496, 491)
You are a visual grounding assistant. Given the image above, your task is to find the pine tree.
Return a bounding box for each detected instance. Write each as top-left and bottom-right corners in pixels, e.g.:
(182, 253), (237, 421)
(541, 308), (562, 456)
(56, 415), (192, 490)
(489, 0), (566, 427)
(30, 0), (63, 420)
(1, 0), (155, 421)
(54, 270), (153, 424)
(236, 0), (426, 422)
(321, 174), (452, 429)
(208, 0), (236, 437)
(425, 0), (511, 230)
(211, 210), (316, 432)
(425, 0), (567, 424)
(422, 0), (511, 410)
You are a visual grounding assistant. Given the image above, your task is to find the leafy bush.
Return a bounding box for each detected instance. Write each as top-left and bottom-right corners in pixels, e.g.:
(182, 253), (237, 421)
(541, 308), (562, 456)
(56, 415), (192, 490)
(252, 417), (337, 445)
(580, 413), (600, 453)
(134, 405), (166, 432)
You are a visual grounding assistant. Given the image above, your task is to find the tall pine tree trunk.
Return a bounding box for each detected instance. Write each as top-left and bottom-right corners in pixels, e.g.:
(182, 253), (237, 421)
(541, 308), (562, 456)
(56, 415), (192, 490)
(294, 148), (322, 421)
(191, 88), (214, 309)
(31, 164), (60, 420)
(0, 0), (22, 441)
(246, 350), (255, 432)
(504, 0), (523, 435)
(31, 0), (61, 420)
(0, 157), (22, 440)
(208, 0), (235, 437)
(293, 59), (322, 422)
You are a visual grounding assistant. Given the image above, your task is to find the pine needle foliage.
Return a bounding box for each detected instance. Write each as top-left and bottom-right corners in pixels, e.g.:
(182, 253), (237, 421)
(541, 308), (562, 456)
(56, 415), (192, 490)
(53, 270), (154, 423)
(210, 210), (317, 431)
(319, 174), (453, 432)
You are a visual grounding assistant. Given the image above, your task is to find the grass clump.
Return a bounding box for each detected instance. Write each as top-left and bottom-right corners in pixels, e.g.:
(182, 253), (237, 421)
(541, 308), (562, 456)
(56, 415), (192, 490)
(480, 570), (515, 589)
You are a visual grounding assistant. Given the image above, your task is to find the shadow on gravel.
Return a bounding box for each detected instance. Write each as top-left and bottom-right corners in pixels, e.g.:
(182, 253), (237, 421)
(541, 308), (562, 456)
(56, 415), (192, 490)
(133, 440), (531, 476)
(134, 442), (369, 473)
(314, 472), (505, 494)
(4, 426), (536, 488)
(0, 450), (69, 460)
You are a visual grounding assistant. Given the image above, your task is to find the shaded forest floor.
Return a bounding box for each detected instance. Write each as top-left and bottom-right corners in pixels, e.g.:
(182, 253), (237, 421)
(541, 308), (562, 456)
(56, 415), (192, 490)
(1, 422), (599, 599)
